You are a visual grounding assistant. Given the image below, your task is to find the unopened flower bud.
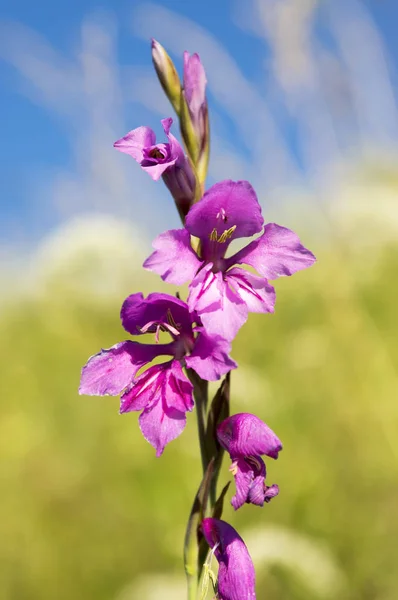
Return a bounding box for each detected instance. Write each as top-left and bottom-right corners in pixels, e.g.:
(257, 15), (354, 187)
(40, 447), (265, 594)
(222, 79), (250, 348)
(151, 39), (181, 114)
(202, 518), (257, 600)
(181, 51), (209, 182)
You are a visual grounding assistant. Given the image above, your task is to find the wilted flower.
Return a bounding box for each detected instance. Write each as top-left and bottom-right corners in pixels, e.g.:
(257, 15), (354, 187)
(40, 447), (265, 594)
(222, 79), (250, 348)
(144, 179), (316, 340)
(217, 413), (282, 509)
(202, 518), (256, 600)
(79, 293), (236, 456)
(114, 117), (196, 218)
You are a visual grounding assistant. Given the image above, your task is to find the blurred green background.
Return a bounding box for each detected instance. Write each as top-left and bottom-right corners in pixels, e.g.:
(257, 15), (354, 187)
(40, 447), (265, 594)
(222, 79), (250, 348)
(1, 195), (397, 600)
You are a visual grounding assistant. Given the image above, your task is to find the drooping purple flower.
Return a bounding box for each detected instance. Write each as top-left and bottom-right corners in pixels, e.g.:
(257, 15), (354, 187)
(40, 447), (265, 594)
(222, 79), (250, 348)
(217, 413), (282, 510)
(114, 118), (195, 218)
(202, 518), (256, 600)
(79, 293), (236, 456)
(183, 51), (207, 144)
(144, 179), (316, 340)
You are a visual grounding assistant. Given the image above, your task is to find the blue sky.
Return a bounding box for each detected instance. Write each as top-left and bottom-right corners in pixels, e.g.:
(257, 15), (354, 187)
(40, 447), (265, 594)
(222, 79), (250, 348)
(1, 0), (398, 250)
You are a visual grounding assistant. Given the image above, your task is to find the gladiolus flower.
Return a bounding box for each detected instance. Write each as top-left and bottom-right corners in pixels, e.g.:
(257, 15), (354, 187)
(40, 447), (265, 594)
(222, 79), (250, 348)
(79, 293), (236, 456)
(202, 518), (256, 600)
(144, 179), (316, 340)
(217, 413), (282, 509)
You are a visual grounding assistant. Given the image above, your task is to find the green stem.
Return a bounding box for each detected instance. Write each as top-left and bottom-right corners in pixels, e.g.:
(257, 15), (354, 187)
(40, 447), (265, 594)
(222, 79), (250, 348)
(187, 573), (197, 600)
(188, 370), (209, 474)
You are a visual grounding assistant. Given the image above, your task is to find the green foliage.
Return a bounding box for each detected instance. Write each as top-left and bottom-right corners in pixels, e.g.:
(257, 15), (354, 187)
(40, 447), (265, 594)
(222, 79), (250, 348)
(0, 242), (397, 600)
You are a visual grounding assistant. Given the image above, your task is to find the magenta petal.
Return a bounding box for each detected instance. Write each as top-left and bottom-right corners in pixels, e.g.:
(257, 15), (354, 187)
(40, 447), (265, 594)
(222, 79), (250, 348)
(161, 117), (173, 136)
(185, 330), (237, 381)
(264, 484), (279, 503)
(202, 518), (256, 600)
(230, 456), (266, 510)
(121, 360), (193, 414)
(120, 362), (165, 413)
(189, 268), (248, 341)
(120, 292), (193, 337)
(113, 126), (156, 160)
(139, 397), (187, 457)
(185, 180), (263, 243)
(232, 223), (316, 280)
(183, 51), (207, 116)
(136, 360), (193, 456)
(141, 160), (175, 181)
(79, 341), (158, 396)
(226, 268), (275, 314)
(247, 459), (270, 506)
(164, 360), (194, 413)
(143, 229), (201, 285)
(187, 262), (217, 312)
(161, 117), (185, 163)
(217, 413), (282, 459)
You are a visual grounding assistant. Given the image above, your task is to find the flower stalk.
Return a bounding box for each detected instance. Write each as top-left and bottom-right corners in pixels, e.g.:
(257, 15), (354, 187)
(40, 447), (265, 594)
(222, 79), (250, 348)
(79, 39), (316, 600)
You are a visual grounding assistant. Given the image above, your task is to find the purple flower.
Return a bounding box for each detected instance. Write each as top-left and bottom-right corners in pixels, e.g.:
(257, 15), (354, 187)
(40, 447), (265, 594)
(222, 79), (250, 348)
(183, 51), (207, 143)
(217, 413), (282, 510)
(114, 117), (195, 218)
(144, 179), (316, 340)
(202, 518), (256, 600)
(79, 293), (236, 456)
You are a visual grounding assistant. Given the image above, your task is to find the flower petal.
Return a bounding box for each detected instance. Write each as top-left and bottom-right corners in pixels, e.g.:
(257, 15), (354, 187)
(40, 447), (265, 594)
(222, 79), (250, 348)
(185, 180), (263, 243)
(183, 52), (207, 116)
(230, 456), (266, 510)
(113, 126), (156, 161)
(143, 229), (201, 285)
(164, 360), (194, 413)
(139, 398), (187, 458)
(231, 223), (316, 280)
(120, 359), (193, 414)
(217, 413), (282, 459)
(161, 117), (173, 136)
(161, 117), (185, 164)
(264, 484), (279, 503)
(135, 360), (193, 456)
(226, 268), (275, 314)
(185, 330), (237, 381)
(121, 292), (193, 338)
(202, 518), (256, 600)
(79, 341), (159, 396)
(189, 268), (248, 342)
(141, 159), (176, 181)
(120, 362), (165, 413)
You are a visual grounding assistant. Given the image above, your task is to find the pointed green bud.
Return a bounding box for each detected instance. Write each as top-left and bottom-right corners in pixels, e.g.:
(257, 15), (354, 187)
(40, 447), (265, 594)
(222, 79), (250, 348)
(196, 103), (210, 186)
(151, 39), (181, 114)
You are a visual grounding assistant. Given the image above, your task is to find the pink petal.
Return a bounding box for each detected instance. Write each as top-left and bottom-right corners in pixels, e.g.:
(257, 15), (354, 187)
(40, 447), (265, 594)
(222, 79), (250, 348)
(143, 229), (201, 285)
(79, 341), (153, 396)
(185, 330), (237, 381)
(231, 223), (316, 280)
(189, 268), (248, 341)
(185, 180), (263, 243)
(202, 519), (256, 600)
(226, 268), (275, 314)
(113, 126), (156, 160)
(217, 413), (282, 459)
